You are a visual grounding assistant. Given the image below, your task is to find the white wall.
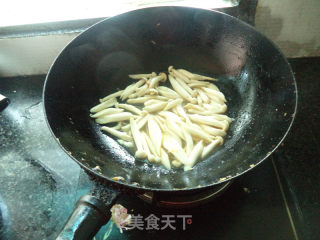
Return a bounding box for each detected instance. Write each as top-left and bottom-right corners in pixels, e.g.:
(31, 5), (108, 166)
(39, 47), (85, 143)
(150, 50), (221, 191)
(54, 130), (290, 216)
(255, 0), (320, 58)
(0, 34), (77, 77)
(1, 2), (318, 77)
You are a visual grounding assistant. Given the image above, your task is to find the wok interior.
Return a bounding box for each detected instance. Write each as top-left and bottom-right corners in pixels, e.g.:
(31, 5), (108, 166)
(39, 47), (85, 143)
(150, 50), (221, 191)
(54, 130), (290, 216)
(44, 7), (296, 191)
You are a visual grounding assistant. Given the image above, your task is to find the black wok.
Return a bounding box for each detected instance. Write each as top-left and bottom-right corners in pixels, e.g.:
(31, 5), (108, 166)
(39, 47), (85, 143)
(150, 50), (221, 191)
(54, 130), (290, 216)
(43, 6), (297, 240)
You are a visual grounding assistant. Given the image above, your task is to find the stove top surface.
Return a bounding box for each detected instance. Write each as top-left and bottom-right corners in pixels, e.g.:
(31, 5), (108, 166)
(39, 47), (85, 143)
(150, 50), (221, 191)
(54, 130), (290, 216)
(0, 58), (319, 240)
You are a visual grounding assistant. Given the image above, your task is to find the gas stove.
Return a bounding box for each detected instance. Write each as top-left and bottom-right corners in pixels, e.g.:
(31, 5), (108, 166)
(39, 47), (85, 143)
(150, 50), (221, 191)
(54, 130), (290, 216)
(1, 57), (320, 240)
(0, 74), (302, 240)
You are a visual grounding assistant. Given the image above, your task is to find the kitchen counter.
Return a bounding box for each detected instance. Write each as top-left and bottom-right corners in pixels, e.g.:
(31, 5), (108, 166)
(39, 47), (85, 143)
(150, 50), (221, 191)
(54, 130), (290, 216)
(273, 57), (320, 240)
(0, 57), (319, 240)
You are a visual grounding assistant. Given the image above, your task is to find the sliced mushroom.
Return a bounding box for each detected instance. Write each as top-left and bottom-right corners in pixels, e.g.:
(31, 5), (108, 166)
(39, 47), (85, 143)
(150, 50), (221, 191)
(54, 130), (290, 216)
(101, 126), (132, 142)
(96, 112), (133, 124)
(91, 67), (231, 171)
(90, 108), (124, 118)
(128, 72), (156, 79)
(201, 137), (223, 159)
(184, 140), (204, 171)
(100, 90), (123, 102)
(147, 117), (162, 156)
(90, 98), (117, 113)
(130, 117), (147, 159)
(117, 103), (142, 115)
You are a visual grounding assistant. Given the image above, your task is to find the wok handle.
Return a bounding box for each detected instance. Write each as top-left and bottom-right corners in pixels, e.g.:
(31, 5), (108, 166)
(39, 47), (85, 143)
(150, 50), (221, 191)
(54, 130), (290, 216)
(56, 185), (120, 240)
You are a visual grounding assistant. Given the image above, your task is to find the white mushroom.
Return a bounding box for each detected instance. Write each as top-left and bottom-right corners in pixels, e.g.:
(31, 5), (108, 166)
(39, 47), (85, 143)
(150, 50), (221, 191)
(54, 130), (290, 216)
(202, 87), (226, 103)
(172, 160), (183, 168)
(164, 98), (183, 111)
(130, 117), (147, 159)
(187, 80), (210, 88)
(190, 73), (217, 81)
(143, 102), (167, 113)
(203, 102), (227, 113)
(127, 96), (154, 104)
(184, 140), (204, 171)
(91, 67), (231, 171)
(169, 66), (190, 83)
(136, 114), (150, 130)
(96, 112), (133, 124)
(121, 124), (131, 132)
(111, 122), (122, 130)
(188, 114), (228, 130)
(197, 89), (210, 104)
(197, 95), (203, 105)
(158, 111), (182, 123)
(117, 139), (135, 149)
(184, 103), (206, 112)
(90, 98), (117, 113)
(183, 129), (194, 156)
(206, 83), (219, 91)
(168, 75), (195, 103)
(145, 88), (158, 96)
(117, 103), (142, 115)
(149, 73), (167, 88)
(100, 90), (123, 102)
(147, 117), (162, 156)
(174, 75), (196, 97)
(165, 119), (185, 140)
(201, 137), (223, 159)
(157, 86), (180, 99)
(183, 122), (213, 142)
(140, 132), (155, 163)
(143, 132), (161, 162)
(176, 104), (191, 123)
(90, 108), (124, 118)
(160, 148), (171, 170)
(177, 68), (195, 79)
(200, 125), (227, 137)
(128, 72), (156, 79)
(121, 79), (146, 100)
(133, 84), (148, 97)
(101, 126), (132, 142)
(211, 114), (232, 123)
(144, 99), (165, 106)
(162, 133), (188, 165)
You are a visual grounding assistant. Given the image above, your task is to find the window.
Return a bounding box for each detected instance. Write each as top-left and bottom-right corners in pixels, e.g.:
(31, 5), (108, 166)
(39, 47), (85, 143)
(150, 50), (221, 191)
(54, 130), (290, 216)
(1, 0), (238, 27)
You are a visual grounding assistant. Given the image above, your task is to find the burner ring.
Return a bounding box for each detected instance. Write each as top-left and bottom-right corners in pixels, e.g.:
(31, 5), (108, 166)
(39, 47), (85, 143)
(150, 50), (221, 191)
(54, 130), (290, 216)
(138, 181), (232, 208)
